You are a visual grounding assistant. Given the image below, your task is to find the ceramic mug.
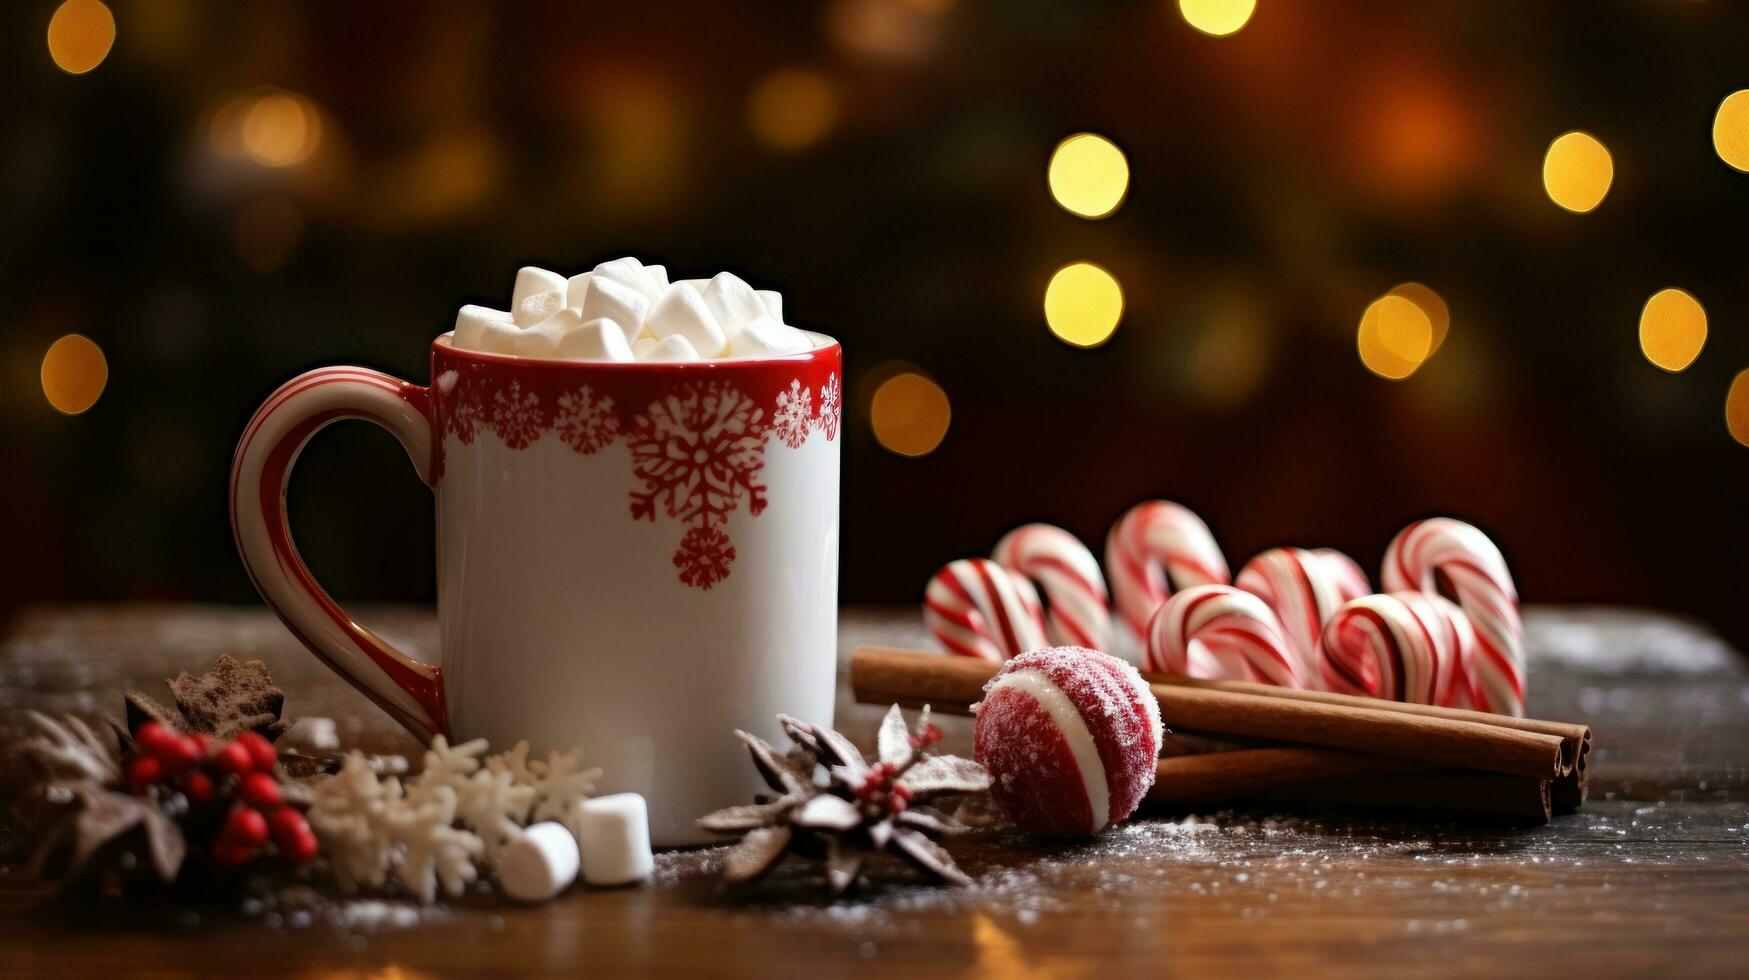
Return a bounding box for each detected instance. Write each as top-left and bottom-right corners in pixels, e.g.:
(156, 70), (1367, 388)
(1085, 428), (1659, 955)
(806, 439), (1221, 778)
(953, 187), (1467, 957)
(231, 333), (842, 845)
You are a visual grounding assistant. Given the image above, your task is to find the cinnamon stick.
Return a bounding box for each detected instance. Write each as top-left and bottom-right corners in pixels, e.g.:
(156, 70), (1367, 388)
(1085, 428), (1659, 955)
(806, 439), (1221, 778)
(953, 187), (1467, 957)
(852, 646), (1570, 781)
(1146, 751), (1552, 824)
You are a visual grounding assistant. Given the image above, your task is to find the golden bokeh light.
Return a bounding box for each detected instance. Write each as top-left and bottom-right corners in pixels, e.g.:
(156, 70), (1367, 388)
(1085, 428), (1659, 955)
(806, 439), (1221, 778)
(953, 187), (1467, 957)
(1713, 89), (1749, 173)
(1726, 370), (1749, 448)
(1044, 263), (1124, 348)
(1356, 294), (1433, 380)
(1385, 281), (1450, 354)
(1542, 131), (1613, 213)
(870, 371), (951, 457)
(746, 69), (840, 151)
(1638, 287), (1707, 373)
(1178, 0), (1256, 37)
(41, 334), (109, 415)
(240, 91), (322, 167)
(47, 0), (115, 75)
(1047, 133), (1129, 219)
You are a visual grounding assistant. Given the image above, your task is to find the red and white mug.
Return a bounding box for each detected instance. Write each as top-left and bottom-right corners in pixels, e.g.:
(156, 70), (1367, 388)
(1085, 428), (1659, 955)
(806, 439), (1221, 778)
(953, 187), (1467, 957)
(231, 334), (842, 844)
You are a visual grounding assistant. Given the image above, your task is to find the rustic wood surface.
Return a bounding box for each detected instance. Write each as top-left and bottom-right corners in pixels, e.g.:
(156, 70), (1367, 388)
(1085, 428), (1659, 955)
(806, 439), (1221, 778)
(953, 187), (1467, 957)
(1, 603), (1746, 978)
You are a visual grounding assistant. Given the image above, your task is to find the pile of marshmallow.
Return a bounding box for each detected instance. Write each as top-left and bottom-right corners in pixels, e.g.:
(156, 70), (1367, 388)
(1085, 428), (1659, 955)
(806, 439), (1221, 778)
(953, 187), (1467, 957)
(924, 503), (1527, 717)
(449, 256), (817, 362)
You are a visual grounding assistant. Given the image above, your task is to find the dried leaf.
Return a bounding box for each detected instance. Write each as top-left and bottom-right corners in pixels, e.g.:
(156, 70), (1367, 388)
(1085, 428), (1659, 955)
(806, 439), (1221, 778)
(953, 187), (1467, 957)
(889, 827), (971, 887)
(735, 730), (807, 795)
(791, 794), (860, 832)
(165, 655), (286, 741)
(877, 703), (911, 767)
(825, 836), (866, 895)
(19, 711), (120, 785)
(698, 799), (798, 833)
(897, 805), (966, 837)
(55, 786), (186, 882)
(900, 755), (992, 798)
(123, 691), (186, 736)
(722, 825), (792, 882)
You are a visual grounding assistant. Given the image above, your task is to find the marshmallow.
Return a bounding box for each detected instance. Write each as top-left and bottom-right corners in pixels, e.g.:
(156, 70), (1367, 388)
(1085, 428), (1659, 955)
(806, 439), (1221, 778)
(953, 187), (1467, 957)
(729, 315), (811, 357)
(498, 822), (580, 903)
(577, 275), (650, 346)
(593, 257), (666, 304)
(565, 272), (593, 310)
(556, 317), (635, 362)
(515, 289), (566, 328)
(512, 267), (567, 310)
(576, 793), (652, 887)
(641, 335), (701, 362)
(756, 290), (783, 324)
(702, 273), (768, 339)
(644, 264), (670, 290)
(511, 312), (573, 359)
(453, 305), (514, 350)
(646, 284), (728, 356)
(632, 337), (659, 359)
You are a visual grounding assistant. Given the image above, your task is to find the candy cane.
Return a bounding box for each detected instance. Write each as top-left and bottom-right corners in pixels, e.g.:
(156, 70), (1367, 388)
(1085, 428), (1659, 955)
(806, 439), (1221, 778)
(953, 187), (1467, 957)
(924, 558), (1048, 661)
(1382, 518), (1524, 716)
(1104, 501), (1229, 647)
(992, 523), (1114, 651)
(1234, 547), (1372, 689)
(1321, 591), (1475, 705)
(1143, 585), (1306, 687)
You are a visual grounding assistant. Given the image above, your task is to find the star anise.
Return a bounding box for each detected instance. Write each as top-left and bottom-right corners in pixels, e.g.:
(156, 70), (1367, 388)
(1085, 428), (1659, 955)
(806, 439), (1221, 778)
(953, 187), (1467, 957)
(123, 654), (288, 743)
(697, 705), (992, 894)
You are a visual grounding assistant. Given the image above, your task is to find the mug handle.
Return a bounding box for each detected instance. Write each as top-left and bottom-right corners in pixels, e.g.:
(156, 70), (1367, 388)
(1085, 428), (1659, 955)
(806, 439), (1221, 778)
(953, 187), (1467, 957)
(230, 365), (447, 740)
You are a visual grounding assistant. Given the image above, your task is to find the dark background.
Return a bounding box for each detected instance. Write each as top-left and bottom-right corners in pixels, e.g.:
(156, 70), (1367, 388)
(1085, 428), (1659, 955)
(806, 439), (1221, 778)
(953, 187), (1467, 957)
(4, 1), (1747, 648)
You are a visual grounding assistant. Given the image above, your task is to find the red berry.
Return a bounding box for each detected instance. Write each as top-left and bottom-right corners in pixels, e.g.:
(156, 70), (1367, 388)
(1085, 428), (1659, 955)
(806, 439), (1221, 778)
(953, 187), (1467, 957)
(191, 733), (211, 755)
(128, 756), (163, 792)
(893, 784), (913, 802)
(888, 794), (909, 815)
(236, 731), (277, 772)
(282, 829), (319, 865)
(160, 735), (201, 773)
(239, 771), (282, 809)
(182, 770), (215, 807)
(268, 805), (306, 841)
(224, 805), (269, 847)
(214, 742), (253, 776)
(136, 723), (174, 757)
(212, 841), (254, 867)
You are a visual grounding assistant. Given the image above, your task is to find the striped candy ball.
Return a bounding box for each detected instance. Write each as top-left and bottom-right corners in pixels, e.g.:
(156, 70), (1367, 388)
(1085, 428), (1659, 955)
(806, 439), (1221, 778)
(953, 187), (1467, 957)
(973, 646), (1163, 836)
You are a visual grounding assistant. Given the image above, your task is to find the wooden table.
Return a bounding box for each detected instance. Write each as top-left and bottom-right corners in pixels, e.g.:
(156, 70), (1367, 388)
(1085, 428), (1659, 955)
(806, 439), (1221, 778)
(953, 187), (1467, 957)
(2, 604), (1746, 977)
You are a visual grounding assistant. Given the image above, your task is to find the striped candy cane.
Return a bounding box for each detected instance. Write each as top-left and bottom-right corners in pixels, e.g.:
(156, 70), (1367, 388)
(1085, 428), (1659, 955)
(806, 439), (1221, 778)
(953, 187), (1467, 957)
(1104, 501), (1229, 648)
(1321, 591), (1473, 706)
(924, 558), (1048, 661)
(1143, 585), (1306, 687)
(1382, 518), (1524, 716)
(1234, 547), (1372, 689)
(992, 523), (1114, 651)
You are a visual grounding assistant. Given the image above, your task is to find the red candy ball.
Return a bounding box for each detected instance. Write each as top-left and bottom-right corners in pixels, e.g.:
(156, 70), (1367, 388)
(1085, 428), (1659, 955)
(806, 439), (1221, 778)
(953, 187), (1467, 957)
(973, 646), (1163, 836)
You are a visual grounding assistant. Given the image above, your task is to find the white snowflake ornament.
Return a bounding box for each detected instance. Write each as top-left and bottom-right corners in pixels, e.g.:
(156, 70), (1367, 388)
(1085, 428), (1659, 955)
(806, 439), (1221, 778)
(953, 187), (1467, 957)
(388, 783), (484, 904)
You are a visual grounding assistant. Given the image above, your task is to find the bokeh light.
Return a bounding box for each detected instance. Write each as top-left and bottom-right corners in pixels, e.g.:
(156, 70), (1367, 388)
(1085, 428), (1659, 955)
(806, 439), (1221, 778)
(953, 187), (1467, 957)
(1044, 263), (1124, 348)
(240, 90), (322, 167)
(1356, 294), (1433, 380)
(47, 0), (115, 75)
(1726, 370), (1749, 448)
(871, 371), (951, 457)
(747, 69), (840, 152)
(1638, 287), (1706, 373)
(1713, 89), (1749, 173)
(1047, 133), (1129, 219)
(41, 334), (108, 415)
(1542, 131), (1613, 213)
(1385, 281), (1450, 354)
(1178, 0), (1256, 37)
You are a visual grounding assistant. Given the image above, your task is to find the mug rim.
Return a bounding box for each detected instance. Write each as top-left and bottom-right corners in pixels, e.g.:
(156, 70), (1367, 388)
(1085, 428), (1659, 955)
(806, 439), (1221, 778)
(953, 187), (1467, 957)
(432, 331), (840, 371)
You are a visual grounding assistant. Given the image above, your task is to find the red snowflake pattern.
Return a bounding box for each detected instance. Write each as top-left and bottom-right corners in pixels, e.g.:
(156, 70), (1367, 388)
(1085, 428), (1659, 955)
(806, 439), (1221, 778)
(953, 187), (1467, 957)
(771, 379), (812, 449)
(554, 384), (620, 454)
(819, 372), (841, 441)
(674, 526), (736, 590)
(445, 374), (481, 445)
(628, 382), (768, 588)
(491, 380), (544, 450)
